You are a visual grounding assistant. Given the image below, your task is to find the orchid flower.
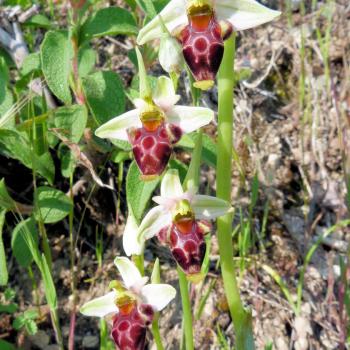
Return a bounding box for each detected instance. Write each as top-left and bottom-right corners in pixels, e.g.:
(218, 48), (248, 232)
(123, 169), (232, 278)
(95, 49), (213, 180)
(80, 257), (176, 350)
(137, 0), (281, 89)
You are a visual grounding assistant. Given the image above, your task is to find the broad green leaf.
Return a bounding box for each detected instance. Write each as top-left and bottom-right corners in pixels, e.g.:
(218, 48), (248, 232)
(41, 30), (72, 104)
(0, 339), (16, 350)
(24, 310), (39, 319)
(0, 179), (16, 210)
(40, 253), (57, 309)
(21, 52), (41, 76)
(24, 14), (51, 28)
(58, 145), (76, 179)
(34, 187), (72, 224)
(0, 210), (8, 286)
(80, 7), (138, 41)
(54, 104), (87, 143)
(0, 88), (13, 118)
(11, 217), (39, 268)
(78, 44), (96, 78)
(0, 129), (55, 184)
(0, 303), (18, 314)
(13, 315), (26, 330)
(126, 161), (160, 223)
(82, 71), (125, 126)
(0, 57), (9, 104)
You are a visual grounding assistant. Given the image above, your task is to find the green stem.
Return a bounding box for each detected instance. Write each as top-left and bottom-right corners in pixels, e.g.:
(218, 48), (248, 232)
(177, 266), (194, 350)
(50, 308), (64, 350)
(151, 319), (165, 350)
(216, 35), (255, 350)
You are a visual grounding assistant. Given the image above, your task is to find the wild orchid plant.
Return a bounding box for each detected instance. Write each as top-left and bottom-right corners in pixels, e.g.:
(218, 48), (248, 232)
(80, 1), (280, 349)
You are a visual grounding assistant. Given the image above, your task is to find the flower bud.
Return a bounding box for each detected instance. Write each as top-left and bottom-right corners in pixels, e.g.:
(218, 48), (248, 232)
(159, 34), (184, 75)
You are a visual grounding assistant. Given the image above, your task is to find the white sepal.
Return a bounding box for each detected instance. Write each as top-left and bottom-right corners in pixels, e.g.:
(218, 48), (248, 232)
(153, 75), (180, 112)
(141, 284), (176, 311)
(80, 291), (118, 318)
(137, 0), (187, 45)
(138, 206), (172, 240)
(95, 109), (141, 141)
(123, 214), (144, 257)
(216, 0), (281, 31)
(160, 169), (184, 199)
(167, 106), (214, 134)
(114, 257), (144, 289)
(191, 195), (232, 219)
(159, 34), (184, 75)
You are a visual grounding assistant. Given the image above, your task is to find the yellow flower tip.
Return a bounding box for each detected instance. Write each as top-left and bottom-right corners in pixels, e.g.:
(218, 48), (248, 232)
(186, 272), (205, 284)
(193, 80), (214, 90)
(140, 174), (160, 182)
(187, 0), (213, 16)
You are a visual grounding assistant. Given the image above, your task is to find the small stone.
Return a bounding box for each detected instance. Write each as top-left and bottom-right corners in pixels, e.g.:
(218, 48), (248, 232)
(29, 330), (50, 349)
(82, 335), (99, 349)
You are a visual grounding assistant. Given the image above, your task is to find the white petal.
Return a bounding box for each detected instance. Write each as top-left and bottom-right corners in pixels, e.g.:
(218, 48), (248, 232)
(191, 195), (232, 219)
(137, 0), (187, 45)
(95, 109), (142, 141)
(114, 257), (143, 289)
(141, 284), (176, 311)
(123, 214), (144, 257)
(153, 76), (180, 112)
(138, 206), (172, 240)
(217, 0), (281, 31)
(80, 291), (118, 318)
(161, 169), (183, 198)
(167, 106), (213, 134)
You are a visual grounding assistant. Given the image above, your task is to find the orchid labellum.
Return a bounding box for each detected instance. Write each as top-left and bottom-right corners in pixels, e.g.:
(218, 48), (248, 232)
(95, 49), (213, 180)
(80, 257), (176, 350)
(137, 0), (280, 89)
(123, 169), (232, 280)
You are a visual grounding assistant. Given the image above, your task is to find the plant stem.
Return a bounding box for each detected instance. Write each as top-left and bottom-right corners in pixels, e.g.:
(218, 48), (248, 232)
(177, 266), (194, 350)
(50, 308), (64, 350)
(151, 319), (165, 350)
(216, 35), (255, 350)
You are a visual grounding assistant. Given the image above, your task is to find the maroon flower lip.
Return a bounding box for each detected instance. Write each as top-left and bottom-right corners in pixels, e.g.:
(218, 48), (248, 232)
(111, 303), (154, 350)
(158, 219), (211, 275)
(176, 12), (233, 89)
(128, 122), (182, 180)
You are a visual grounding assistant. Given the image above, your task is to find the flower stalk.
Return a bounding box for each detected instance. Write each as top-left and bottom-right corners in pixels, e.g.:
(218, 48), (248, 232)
(216, 35), (255, 350)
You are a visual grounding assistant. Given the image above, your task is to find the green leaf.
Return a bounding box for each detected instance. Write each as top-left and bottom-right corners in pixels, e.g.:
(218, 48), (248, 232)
(41, 30), (72, 104)
(24, 14), (51, 28)
(40, 253), (57, 309)
(0, 210), (8, 286)
(0, 303), (18, 314)
(21, 52), (41, 76)
(0, 88), (13, 119)
(34, 187), (72, 224)
(187, 133), (216, 167)
(126, 161), (160, 223)
(0, 339), (17, 350)
(25, 319), (38, 335)
(82, 71), (125, 126)
(54, 104), (87, 143)
(13, 315), (26, 330)
(11, 217), (39, 267)
(59, 146), (76, 179)
(0, 129), (55, 184)
(24, 309), (39, 319)
(0, 57), (9, 104)
(0, 179), (16, 210)
(78, 44), (96, 78)
(80, 7), (138, 42)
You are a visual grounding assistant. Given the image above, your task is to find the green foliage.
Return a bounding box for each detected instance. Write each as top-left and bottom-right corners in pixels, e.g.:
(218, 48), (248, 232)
(126, 161), (160, 223)
(11, 217), (39, 268)
(58, 146), (77, 178)
(0, 210), (8, 286)
(21, 52), (41, 77)
(0, 129), (55, 184)
(41, 30), (73, 104)
(0, 339), (17, 350)
(40, 253), (57, 309)
(82, 71), (125, 126)
(54, 105), (88, 143)
(13, 309), (39, 335)
(0, 57), (9, 103)
(78, 44), (96, 78)
(0, 303), (18, 314)
(24, 14), (51, 29)
(34, 187), (73, 224)
(0, 179), (16, 210)
(80, 7), (138, 42)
